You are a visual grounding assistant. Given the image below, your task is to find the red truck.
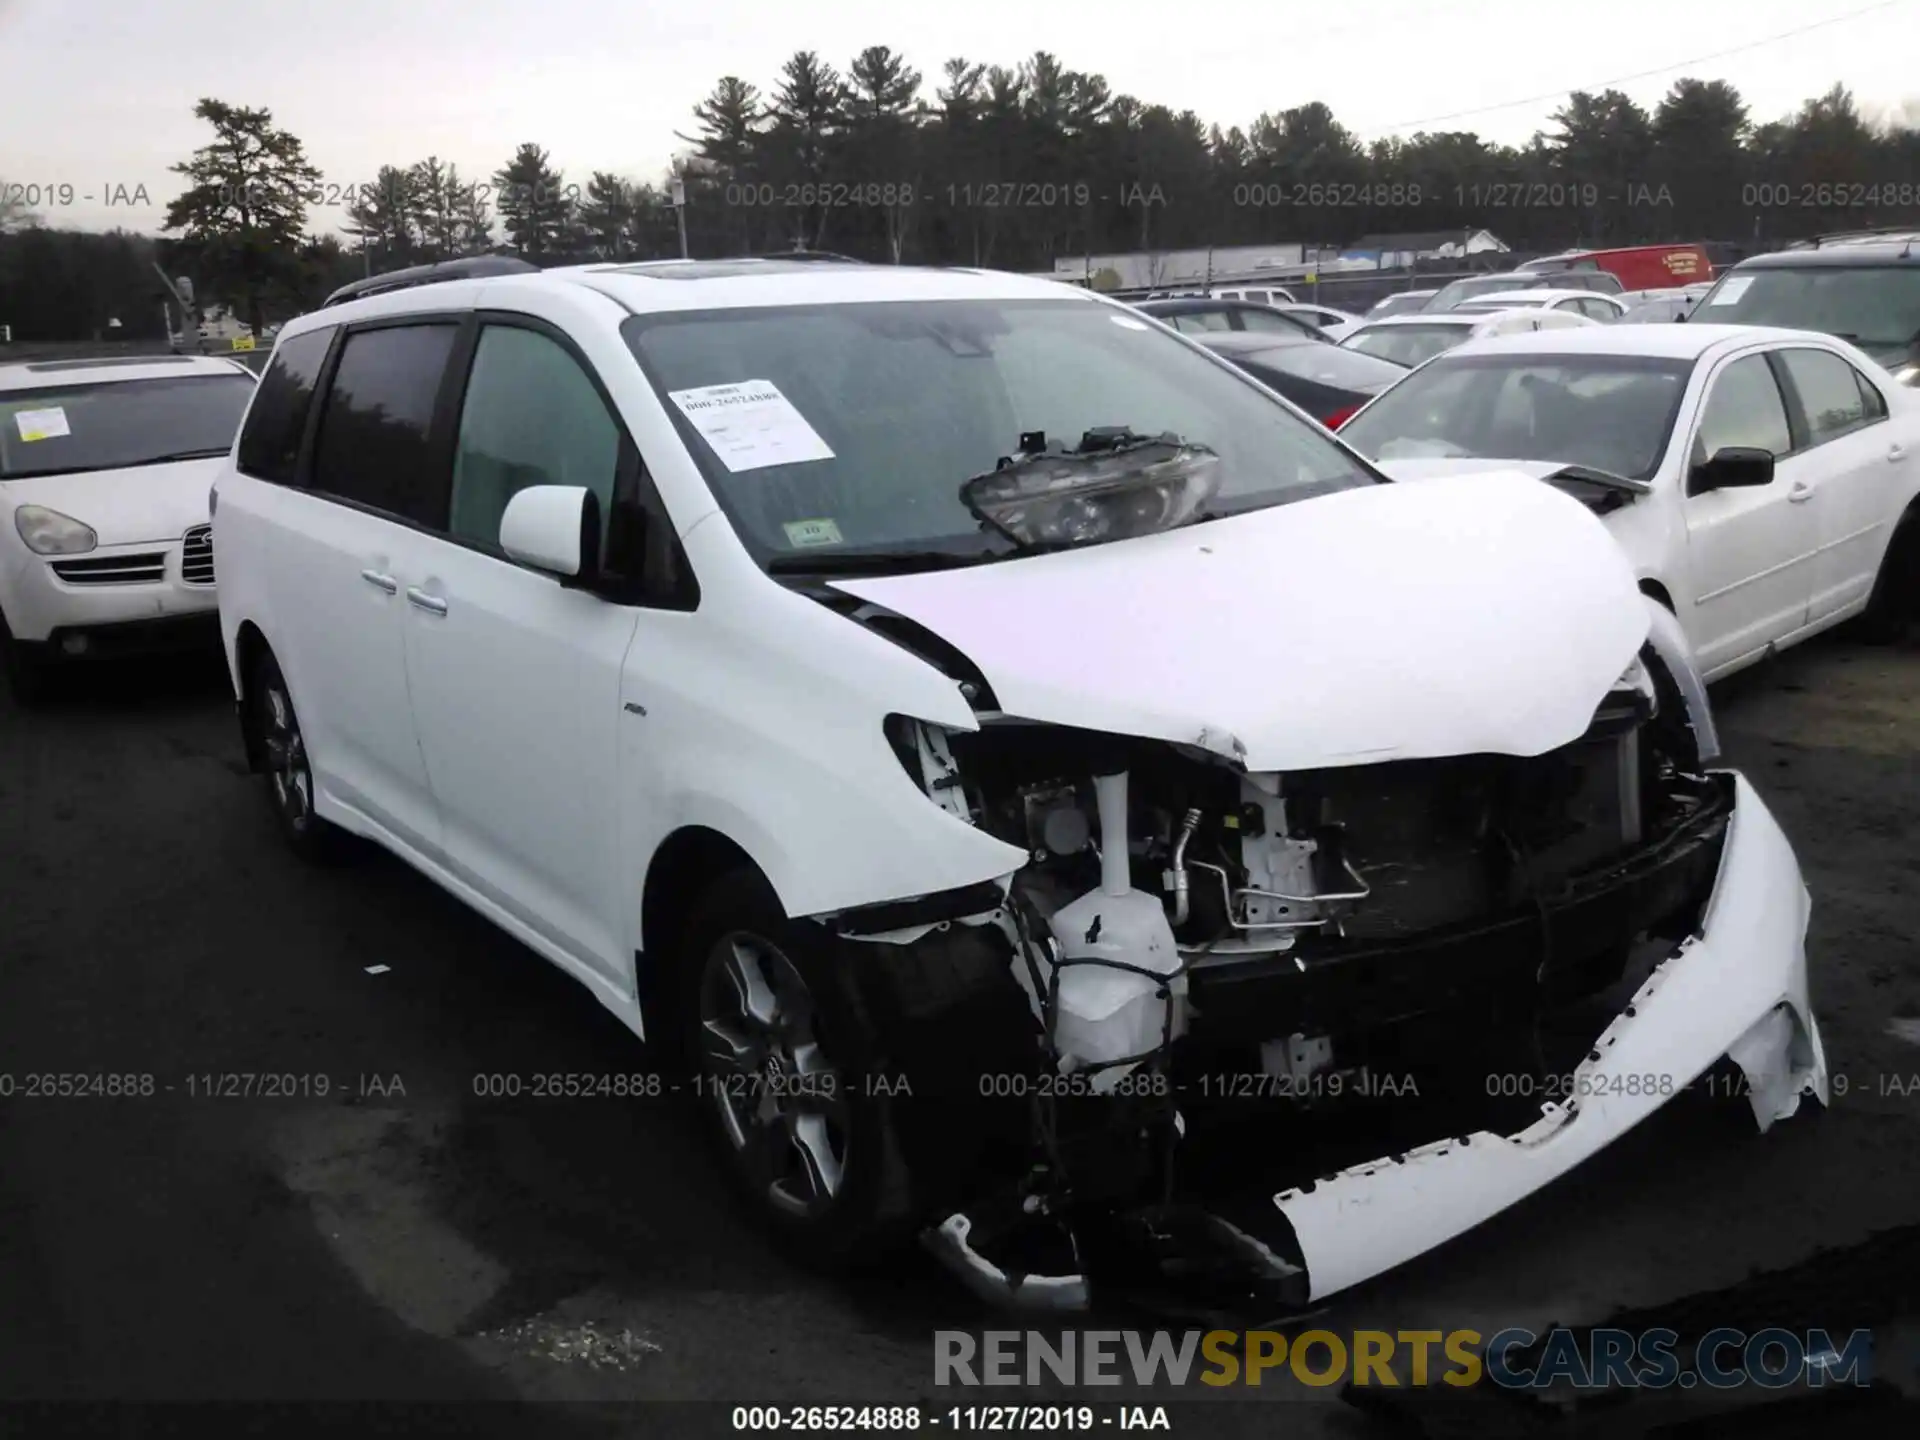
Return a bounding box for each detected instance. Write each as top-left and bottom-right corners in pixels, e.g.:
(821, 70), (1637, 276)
(1517, 244), (1714, 291)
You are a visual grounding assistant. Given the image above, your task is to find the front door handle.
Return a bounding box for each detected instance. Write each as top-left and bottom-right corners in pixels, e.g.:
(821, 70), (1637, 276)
(406, 587), (448, 615)
(360, 569), (398, 593)
(1787, 481), (1814, 503)
(1889, 443), (1907, 463)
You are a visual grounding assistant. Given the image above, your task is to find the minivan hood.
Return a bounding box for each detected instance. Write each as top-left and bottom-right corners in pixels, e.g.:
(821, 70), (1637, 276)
(834, 469), (1649, 772)
(0, 456), (221, 546)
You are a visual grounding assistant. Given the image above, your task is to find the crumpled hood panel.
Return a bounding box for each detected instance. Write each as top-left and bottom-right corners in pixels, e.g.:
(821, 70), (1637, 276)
(833, 470), (1649, 772)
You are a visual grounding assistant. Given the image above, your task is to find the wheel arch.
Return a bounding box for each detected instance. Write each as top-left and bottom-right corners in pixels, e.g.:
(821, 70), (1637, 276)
(233, 620), (273, 772)
(637, 824), (766, 1035)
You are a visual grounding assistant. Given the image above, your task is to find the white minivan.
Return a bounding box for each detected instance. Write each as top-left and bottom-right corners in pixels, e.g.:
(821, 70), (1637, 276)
(214, 257), (1825, 1311)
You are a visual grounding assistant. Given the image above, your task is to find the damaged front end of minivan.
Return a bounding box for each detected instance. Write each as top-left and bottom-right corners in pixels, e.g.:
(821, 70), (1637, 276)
(802, 583), (1826, 1316)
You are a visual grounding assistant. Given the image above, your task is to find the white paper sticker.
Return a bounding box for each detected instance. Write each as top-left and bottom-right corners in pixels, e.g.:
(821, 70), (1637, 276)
(668, 379), (835, 473)
(13, 406), (70, 442)
(783, 517), (844, 548)
(1706, 276), (1752, 306)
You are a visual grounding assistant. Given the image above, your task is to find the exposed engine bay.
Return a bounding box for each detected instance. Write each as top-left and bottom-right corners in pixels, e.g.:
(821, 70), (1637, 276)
(797, 599), (1760, 1316)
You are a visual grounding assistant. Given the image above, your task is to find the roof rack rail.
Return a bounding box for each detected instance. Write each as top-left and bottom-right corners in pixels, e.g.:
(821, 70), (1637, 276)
(743, 250), (865, 263)
(1790, 226), (1920, 250)
(321, 255), (541, 308)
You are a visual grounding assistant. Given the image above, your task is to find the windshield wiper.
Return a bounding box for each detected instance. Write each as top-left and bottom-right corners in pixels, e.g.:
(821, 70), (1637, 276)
(1544, 464), (1651, 494)
(767, 548), (998, 576)
(120, 448), (232, 467)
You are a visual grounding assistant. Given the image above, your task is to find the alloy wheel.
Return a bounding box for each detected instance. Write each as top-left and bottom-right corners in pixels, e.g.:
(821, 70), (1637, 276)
(697, 931), (852, 1220)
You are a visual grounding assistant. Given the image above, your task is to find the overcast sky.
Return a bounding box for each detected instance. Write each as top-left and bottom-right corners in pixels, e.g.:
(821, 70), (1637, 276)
(3, 0), (1916, 235)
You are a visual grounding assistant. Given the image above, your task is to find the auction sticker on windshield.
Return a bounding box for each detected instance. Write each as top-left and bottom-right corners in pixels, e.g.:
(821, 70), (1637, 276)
(783, 517), (843, 547)
(667, 379), (835, 473)
(1707, 276), (1754, 306)
(13, 406), (70, 442)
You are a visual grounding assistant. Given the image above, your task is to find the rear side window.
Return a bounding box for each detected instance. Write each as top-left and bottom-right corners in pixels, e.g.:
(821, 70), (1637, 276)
(236, 328), (333, 482)
(1778, 348), (1873, 445)
(309, 324), (458, 525)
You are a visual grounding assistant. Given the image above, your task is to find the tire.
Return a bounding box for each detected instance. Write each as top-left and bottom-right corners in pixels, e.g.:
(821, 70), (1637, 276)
(0, 612), (52, 707)
(1858, 511), (1920, 644)
(679, 867), (913, 1267)
(250, 649), (350, 863)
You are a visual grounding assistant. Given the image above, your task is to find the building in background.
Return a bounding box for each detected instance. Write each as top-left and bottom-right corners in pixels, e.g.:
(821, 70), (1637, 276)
(1343, 229), (1508, 269)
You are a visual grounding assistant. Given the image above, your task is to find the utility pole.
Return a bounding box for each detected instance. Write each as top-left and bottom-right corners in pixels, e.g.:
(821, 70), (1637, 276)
(671, 177), (689, 259)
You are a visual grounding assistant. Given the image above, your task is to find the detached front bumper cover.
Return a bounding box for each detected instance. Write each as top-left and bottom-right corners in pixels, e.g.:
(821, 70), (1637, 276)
(1273, 769), (1829, 1302)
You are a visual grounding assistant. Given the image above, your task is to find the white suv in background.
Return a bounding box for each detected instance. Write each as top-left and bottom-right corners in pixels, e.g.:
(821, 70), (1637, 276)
(0, 354), (256, 701)
(213, 257), (1823, 1312)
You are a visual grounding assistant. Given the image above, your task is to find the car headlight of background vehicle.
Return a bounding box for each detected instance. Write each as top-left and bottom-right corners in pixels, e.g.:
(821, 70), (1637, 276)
(1892, 362), (1919, 388)
(14, 504), (99, 556)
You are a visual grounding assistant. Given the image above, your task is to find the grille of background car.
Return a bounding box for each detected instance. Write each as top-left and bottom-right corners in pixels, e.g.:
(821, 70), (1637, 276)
(51, 553), (167, 585)
(181, 525), (215, 586)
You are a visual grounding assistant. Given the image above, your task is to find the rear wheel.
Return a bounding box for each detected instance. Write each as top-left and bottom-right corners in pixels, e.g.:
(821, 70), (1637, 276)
(680, 868), (912, 1266)
(251, 650), (349, 863)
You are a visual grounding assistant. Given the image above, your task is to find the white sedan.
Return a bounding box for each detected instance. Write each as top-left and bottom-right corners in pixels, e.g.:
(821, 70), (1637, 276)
(1336, 324), (1920, 680)
(0, 354), (256, 701)
(1448, 287), (1630, 322)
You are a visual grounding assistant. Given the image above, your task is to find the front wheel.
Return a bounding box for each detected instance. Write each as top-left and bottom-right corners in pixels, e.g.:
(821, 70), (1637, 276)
(1858, 511), (1920, 643)
(251, 650), (350, 863)
(679, 869), (912, 1266)
(0, 612), (51, 707)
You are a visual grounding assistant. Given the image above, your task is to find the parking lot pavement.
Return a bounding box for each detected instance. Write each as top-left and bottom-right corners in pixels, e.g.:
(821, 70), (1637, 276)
(2, 634), (1917, 1433)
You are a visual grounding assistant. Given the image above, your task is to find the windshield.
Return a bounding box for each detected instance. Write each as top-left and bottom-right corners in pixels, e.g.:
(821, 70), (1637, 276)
(0, 374), (255, 480)
(1367, 293), (1432, 319)
(622, 297), (1377, 568)
(1694, 266), (1920, 359)
(1339, 353), (1695, 482)
(1425, 275), (1542, 311)
(1343, 322), (1472, 368)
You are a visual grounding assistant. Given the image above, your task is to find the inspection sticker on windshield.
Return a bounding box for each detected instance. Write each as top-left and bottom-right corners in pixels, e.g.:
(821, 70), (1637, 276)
(783, 518), (843, 548)
(667, 380), (834, 473)
(13, 406), (70, 442)
(1706, 276), (1753, 306)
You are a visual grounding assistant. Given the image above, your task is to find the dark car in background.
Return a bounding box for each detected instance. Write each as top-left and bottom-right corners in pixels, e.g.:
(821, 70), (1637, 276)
(1194, 331), (1407, 427)
(1687, 233), (1920, 384)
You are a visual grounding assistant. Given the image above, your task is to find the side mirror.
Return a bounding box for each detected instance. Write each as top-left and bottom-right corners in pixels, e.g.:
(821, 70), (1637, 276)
(1690, 445), (1775, 493)
(499, 485), (601, 581)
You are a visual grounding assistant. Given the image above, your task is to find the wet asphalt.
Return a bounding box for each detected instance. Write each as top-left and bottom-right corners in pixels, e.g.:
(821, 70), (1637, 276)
(2, 630), (1918, 1437)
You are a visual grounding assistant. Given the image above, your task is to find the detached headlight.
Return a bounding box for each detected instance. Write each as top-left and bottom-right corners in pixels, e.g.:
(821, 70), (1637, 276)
(14, 504), (98, 556)
(961, 437), (1223, 548)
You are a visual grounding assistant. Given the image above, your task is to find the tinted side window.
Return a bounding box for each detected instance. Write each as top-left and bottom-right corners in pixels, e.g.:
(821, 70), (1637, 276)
(236, 328), (333, 482)
(1779, 348), (1870, 445)
(1168, 311), (1232, 334)
(449, 325), (620, 555)
(1693, 354), (1791, 475)
(309, 324), (458, 525)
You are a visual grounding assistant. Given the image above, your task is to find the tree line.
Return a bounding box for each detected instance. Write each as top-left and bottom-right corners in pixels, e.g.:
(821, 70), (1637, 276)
(2, 62), (1918, 342)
